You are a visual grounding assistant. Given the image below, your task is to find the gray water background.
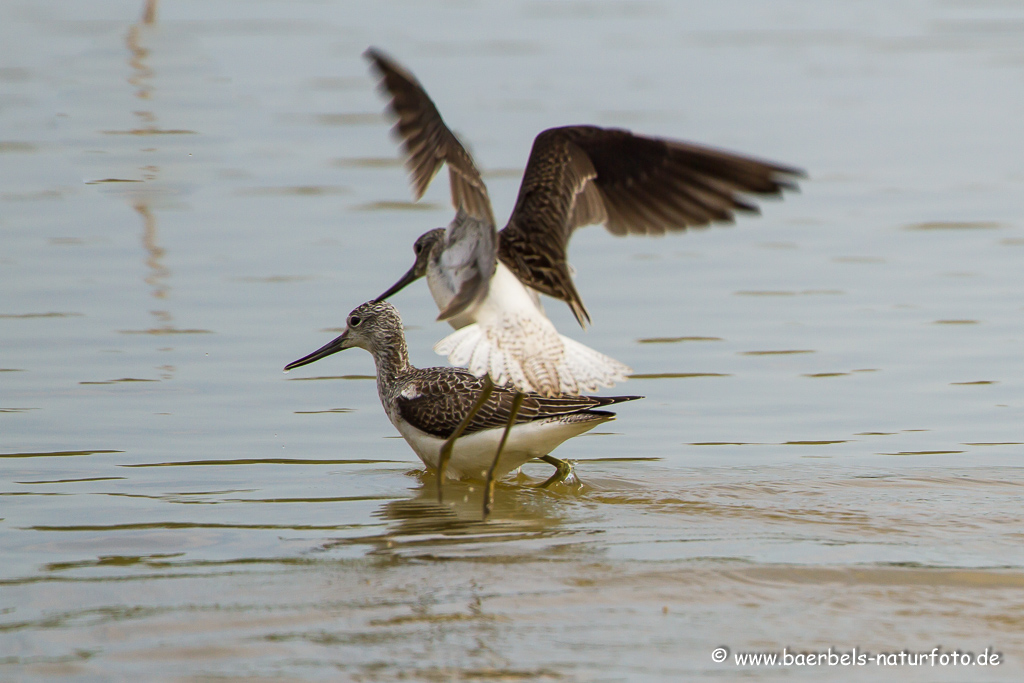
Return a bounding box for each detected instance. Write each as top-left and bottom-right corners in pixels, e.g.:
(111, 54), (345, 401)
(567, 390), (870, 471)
(3, 0), (1024, 680)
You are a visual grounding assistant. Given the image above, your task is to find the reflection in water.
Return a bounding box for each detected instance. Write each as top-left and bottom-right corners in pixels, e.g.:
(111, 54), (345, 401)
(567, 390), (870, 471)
(637, 336), (723, 343)
(126, 3), (164, 304)
(323, 475), (578, 558)
(135, 202), (168, 301)
(629, 372), (729, 379)
(905, 221), (1004, 231)
(121, 1), (187, 358)
(126, 27), (153, 102)
(354, 199), (444, 211)
(141, 0), (157, 26)
(6, 0), (1024, 677)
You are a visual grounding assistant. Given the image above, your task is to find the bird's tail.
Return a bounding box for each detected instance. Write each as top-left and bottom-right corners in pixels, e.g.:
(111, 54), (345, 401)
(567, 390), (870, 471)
(556, 334), (632, 393)
(434, 323), (632, 396)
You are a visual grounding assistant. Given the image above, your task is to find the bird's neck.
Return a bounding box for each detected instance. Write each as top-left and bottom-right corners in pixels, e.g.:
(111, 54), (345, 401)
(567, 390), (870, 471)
(370, 329), (412, 385)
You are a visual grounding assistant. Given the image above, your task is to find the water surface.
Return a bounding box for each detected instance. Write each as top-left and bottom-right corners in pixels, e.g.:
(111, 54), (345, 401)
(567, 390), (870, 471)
(2, 0), (1024, 680)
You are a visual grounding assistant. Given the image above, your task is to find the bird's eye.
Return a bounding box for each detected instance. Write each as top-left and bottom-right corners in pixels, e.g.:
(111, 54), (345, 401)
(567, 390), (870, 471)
(413, 242), (422, 255)
(349, 315), (362, 327)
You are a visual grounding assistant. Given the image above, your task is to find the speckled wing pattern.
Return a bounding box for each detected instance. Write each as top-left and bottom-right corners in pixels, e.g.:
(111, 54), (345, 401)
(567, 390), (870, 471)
(364, 47), (495, 225)
(394, 366), (641, 439)
(498, 125), (805, 327)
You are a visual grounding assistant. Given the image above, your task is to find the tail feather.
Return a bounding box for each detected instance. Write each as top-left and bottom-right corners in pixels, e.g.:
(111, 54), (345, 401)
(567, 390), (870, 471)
(434, 323), (632, 395)
(557, 335), (631, 393)
(442, 327), (477, 368)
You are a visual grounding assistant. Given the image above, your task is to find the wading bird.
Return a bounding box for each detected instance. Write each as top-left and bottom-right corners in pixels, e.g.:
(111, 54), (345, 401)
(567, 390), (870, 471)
(285, 300), (641, 517)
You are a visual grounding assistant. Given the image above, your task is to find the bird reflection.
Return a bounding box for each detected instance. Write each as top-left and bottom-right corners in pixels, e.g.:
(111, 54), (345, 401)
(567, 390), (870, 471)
(321, 473), (580, 557)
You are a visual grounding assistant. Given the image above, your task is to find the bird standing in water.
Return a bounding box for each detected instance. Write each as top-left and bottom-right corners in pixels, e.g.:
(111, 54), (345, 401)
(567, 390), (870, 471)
(285, 300), (641, 516)
(362, 48), (803, 492)
(288, 49), (804, 500)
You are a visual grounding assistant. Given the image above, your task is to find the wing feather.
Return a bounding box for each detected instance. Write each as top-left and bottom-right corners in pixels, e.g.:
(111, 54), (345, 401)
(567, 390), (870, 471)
(364, 48), (495, 224)
(498, 125), (804, 326)
(395, 367), (639, 439)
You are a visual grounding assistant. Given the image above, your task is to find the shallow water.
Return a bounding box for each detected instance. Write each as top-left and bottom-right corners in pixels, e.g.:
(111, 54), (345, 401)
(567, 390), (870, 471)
(3, 0), (1024, 680)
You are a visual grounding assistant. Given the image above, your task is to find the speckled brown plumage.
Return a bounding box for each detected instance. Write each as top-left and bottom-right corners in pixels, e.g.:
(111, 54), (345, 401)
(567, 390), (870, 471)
(364, 47), (804, 328)
(499, 126), (803, 326)
(284, 299), (642, 442)
(394, 365), (637, 439)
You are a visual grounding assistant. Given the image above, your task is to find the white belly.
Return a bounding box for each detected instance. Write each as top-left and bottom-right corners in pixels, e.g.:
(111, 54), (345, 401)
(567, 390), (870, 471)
(393, 413), (612, 481)
(468, 262), (544, 327)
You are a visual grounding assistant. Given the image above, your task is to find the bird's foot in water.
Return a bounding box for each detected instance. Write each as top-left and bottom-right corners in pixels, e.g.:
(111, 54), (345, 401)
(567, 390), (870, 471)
(536, 455), (578, 488)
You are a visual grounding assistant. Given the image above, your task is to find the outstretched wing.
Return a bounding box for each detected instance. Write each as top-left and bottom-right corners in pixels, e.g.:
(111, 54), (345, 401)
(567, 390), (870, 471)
(498, 125), (804, 327)
(395, 367), (639, 439)
(364, 47), (495, 225)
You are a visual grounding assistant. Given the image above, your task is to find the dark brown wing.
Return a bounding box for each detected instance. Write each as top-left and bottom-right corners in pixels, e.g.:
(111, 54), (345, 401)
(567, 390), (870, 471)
(498, 125), (804, 327)
(396, 367), (641, 439)
(364, 47), (495, 224)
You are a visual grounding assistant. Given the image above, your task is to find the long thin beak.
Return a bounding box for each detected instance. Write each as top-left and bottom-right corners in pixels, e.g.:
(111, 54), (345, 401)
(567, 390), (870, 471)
(284, 329), (350, 371)
(376, 262), (421, 302)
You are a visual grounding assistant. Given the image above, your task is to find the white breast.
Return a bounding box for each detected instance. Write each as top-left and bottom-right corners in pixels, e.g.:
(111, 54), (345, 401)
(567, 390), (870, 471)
(391, 411), (613, 481)
(427, 260), (542, 330)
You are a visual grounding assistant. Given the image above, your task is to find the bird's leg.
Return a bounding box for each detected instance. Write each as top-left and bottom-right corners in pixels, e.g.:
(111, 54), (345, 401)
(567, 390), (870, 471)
(482, 390), (525, 520)
(537, 454), (575, 488)
(436, 375), (494, 503)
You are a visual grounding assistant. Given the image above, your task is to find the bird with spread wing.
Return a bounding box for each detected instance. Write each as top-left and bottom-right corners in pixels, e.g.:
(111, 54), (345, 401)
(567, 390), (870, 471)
(366, 47), (804, 399)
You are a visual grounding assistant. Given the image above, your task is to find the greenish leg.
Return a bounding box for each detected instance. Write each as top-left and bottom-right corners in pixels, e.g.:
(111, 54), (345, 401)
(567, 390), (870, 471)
(536, 454), (574, 488)
(437, 375), (494, 503)
(482, 390), (525, 520)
